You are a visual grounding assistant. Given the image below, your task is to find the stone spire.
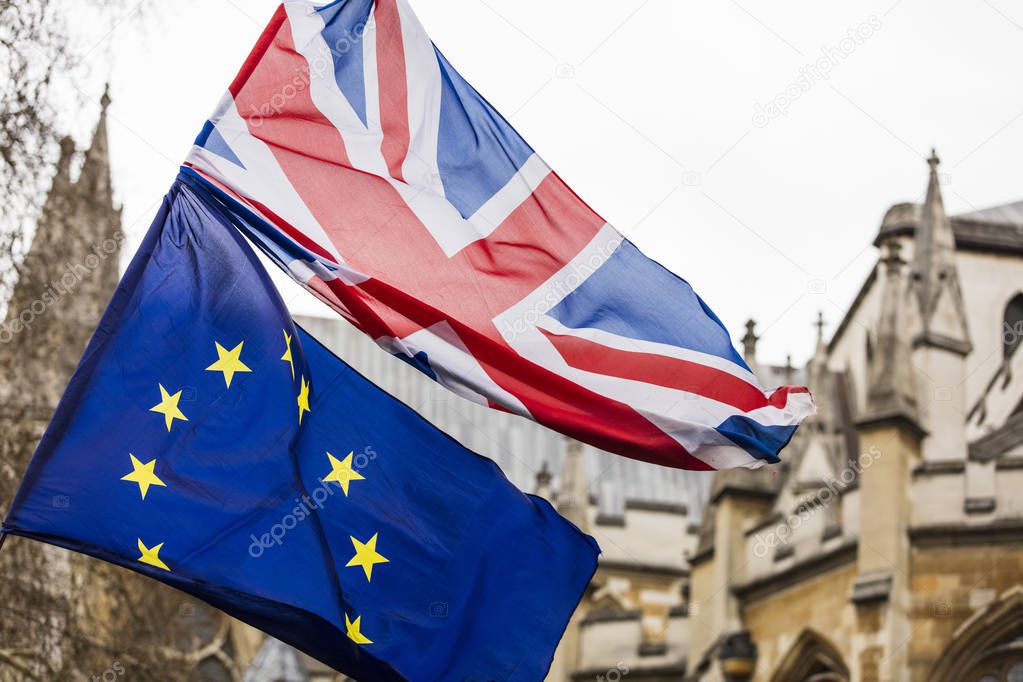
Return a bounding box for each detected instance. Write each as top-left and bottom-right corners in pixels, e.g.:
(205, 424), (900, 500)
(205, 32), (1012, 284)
(741, 319), (759, 368)
(814, 311), (826, 356)
(534, 460), (553, 500)
(909, 149), (971, 354)
(56, 135), (77, 181)
(556, 437), (589, 532)
(862, 239), (919, 426)
(908, 150), (970, 460)
(0, 85), (122, 410)
(807, 312), (829, 398)
(78, 83), (115, 203)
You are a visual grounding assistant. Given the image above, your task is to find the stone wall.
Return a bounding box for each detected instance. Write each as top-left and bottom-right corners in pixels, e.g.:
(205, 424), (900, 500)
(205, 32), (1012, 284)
(909, 543), (1023, 681)
(741, 561), (858, 680)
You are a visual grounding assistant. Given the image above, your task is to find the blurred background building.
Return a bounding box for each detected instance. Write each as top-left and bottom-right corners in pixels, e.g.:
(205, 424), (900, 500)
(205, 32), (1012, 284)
(686, 154), (1023, 682)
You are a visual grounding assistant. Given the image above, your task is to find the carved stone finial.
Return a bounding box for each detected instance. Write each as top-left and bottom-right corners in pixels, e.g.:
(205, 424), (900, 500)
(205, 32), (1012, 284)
(56, 136), (76, 178)
(813, 311), (828, 358)
(535, 461), (551, 488)
(100, 83), (112, 111)
(880, 238), (904, 273)
(741, 319), (759, 366)
(59, 136), (75, 157)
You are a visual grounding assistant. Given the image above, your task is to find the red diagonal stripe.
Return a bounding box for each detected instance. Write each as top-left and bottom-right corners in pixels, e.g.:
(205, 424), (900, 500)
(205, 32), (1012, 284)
(308, 272), (714, 470)
(374, 0), (411, 182)
(539, 328), (798, 413)
(232, 14), (352, 170)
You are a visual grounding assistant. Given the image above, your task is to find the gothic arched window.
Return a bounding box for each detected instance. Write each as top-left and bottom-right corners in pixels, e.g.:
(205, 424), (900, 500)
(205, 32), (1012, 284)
(771, 629), (850, 682)
(189, 655), (233, 682)
(967, 635), (1023, 682)
(1003, 294), (1023, 359)
(930, 589), (1023, 681)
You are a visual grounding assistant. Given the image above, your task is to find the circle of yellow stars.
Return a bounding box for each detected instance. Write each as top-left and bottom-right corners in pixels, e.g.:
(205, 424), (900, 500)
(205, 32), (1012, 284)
(125, 330), (384, 646)
(128, 333), (311, 573)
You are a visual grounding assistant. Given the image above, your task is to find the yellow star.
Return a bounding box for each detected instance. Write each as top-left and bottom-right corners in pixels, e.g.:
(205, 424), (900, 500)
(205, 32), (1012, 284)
(206, 341), (252, 388)
(345, 613), (373, 645)
(150, 384), (188, 431)
(322, 452), (365, 496)
(281, 331), (295, 380)
(137, 539), (170, 571)
(297, 376), (311, 425)
(121, 454), (167, 500)
(346, 533), (389, 582)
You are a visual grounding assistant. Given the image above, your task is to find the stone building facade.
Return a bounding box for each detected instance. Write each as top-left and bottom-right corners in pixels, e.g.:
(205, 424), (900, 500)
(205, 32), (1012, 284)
(687, 153), (1023, 682)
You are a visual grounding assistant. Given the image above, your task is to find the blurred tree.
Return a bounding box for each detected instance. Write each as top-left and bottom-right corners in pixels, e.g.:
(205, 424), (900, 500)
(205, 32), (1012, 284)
(0, 0), (70, 305)
(0, 3), (243, 681)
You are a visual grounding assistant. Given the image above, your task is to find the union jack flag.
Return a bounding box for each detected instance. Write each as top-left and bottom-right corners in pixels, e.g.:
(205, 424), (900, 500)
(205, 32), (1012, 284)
(183, 0), (814, 470)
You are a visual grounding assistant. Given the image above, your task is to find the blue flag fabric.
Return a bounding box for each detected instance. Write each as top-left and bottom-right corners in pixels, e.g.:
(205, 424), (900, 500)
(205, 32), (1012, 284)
(2, 179), (599, 681)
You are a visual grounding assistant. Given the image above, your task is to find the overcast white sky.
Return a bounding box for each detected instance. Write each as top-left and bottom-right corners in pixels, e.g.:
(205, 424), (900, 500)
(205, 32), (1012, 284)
(62, 0), (1023, 367)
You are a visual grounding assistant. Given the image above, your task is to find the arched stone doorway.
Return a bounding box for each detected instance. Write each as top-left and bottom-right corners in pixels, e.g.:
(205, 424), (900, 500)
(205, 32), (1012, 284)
(770, 629), (850, 682)
(930, 588), (1023, 682)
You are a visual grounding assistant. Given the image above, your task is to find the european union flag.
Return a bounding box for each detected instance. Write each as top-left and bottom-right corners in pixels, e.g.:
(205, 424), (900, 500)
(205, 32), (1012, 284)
(2, 179), (599, 681)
